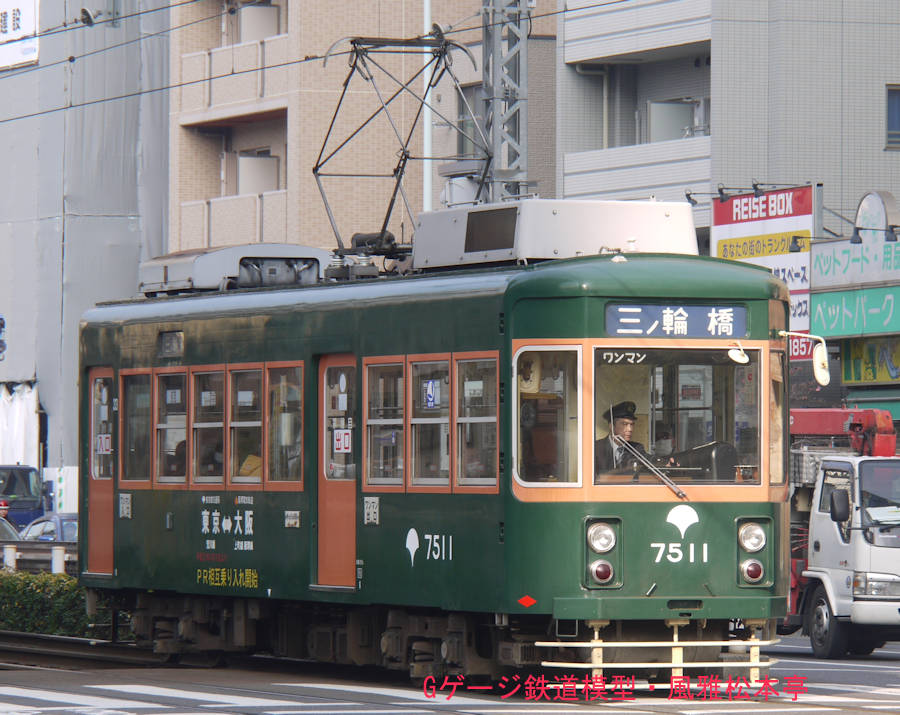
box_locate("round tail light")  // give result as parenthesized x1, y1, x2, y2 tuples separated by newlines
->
(741, 559, 764, 583)
(590, 559, 614, 584)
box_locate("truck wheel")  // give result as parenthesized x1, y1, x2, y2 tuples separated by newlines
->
(808, 585, 848, 658)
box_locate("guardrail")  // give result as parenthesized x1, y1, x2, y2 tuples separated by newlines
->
(0, 541, 78, 576)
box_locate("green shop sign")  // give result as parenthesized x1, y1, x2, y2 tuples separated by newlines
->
(811, 286, 900, 338)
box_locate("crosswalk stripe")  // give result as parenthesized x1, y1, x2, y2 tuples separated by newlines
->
(0, 686, 163, 710)
(276, 682, 496, 705)
(88, 683, 298, 707)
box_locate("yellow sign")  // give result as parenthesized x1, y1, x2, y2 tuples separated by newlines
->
(196, 567, 260, 588)
(842, 338, 900, 385)
(715, 231, 809, 260)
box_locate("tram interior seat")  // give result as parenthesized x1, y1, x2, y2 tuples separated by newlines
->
(523, 426, 557, 480)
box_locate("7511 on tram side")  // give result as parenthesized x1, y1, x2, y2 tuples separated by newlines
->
(79, 198, 795, 686)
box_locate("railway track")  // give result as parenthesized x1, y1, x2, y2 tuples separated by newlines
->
(0, 631, 299, 672)
(0, 631, 169, 669)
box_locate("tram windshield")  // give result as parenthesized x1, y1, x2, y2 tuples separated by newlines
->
(594, 348, 761, 485)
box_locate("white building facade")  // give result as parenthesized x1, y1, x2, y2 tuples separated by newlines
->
(556, 0, 900, 248)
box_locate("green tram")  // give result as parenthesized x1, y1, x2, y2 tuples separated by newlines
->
(79, 199, 790, 684)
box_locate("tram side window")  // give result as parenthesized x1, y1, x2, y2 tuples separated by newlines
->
(157, 373, 187, 482)
(193, 370, 224, 483)
(456, 358, 497, 487)
(366, 362, 404, 486)
(92, 376, 114, 479)
(769, 351, 786, 485)
(121, 373, 151, 481)
(267, 365, 302, 482)
(324, 365, 357, 479)
(231, 368, 263, 482)
(410, 360, 450, 486)
(517, 349, 579, 483)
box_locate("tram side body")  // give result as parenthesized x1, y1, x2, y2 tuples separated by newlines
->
(78, 254, 789, 678)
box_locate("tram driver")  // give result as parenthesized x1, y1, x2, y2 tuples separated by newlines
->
(594, 401, 649, 478)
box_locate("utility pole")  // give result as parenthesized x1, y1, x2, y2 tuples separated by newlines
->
(482, 0, 529, 202)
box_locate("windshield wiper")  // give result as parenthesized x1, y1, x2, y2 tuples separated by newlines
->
(871, 521, 900, 532)
(615, 436, 688, 501)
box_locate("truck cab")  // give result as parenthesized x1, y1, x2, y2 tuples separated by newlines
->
(787, 409, 900, 657)
(0, 465, 46, 529)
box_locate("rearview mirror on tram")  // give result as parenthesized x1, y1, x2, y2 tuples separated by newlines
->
(779, 330, 831, 387)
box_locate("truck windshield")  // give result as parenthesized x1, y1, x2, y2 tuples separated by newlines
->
(0, 467, 42, 504)
(594, 348, 760, 484)
(859, 461, 900, 527)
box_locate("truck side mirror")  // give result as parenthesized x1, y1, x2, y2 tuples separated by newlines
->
(830, 488, 850, 523)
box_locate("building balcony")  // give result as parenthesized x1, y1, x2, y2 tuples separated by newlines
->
(564, 0, 711, 64)
(563, 135, 711, 225)
(179, 34, 290, 123)
(180, 190, 287, 248)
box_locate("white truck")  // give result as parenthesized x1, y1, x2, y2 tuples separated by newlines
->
(783, 408, 900, 657)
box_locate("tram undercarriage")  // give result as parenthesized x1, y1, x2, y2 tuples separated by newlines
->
(90, 590, 774, 683)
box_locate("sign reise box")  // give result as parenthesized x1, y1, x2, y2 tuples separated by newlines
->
(712, 185, 816, 360)
(0, 1, 39, 70)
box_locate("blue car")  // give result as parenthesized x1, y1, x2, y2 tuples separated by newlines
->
(20, 513, 78, 543)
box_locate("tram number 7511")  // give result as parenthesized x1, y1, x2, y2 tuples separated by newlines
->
(424, 533, 453, 561)
(650, 542, 709, 563)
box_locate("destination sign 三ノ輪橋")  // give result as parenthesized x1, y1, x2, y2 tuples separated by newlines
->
(606, 304, 747, 338)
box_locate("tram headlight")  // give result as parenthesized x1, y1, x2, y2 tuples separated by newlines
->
(738, 522, 766, 553)
(740, 559, 764, 583)
(587, 522, 616, 553)
(589, 559, 614, 584)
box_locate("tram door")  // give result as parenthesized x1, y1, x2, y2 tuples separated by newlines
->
(316, 355, 357, 587)
(86, 368, 115, 574)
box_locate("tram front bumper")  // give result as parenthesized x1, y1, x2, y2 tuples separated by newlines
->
(552, 595, 786, 621)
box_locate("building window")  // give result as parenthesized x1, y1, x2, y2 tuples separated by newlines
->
(888, 87, 900, 148)
(457, 84, 483, 159)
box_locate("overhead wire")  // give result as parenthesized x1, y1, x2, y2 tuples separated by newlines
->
(0, 0, 637, 127)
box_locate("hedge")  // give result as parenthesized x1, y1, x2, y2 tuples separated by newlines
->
(0, 571, 108, 637)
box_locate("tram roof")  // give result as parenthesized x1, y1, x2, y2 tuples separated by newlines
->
(81, 253, 784, 327)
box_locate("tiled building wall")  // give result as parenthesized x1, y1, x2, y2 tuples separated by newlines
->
(171, 1, 557, 253)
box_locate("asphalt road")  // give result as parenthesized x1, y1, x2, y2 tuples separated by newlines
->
(0, 635, 896, 714)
